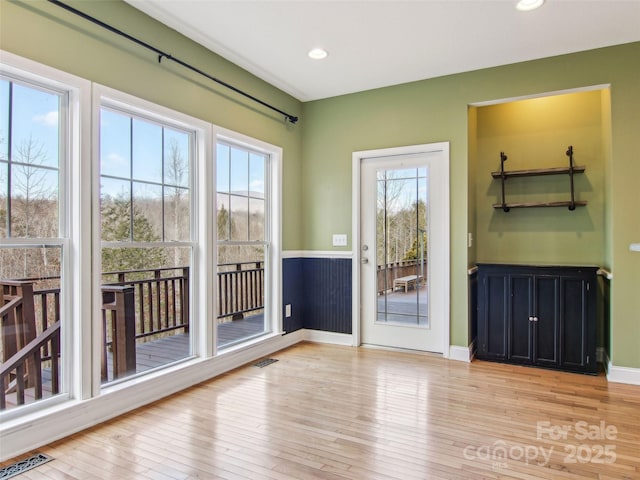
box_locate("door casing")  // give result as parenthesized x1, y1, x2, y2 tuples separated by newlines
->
(351, 142, 450, 356)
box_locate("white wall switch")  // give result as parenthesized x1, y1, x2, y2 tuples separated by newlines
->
(630, 243, 640, 252)
(332, 234, 348, 247)
(285, 304, 292, 317)
(468, 233, 473, 248)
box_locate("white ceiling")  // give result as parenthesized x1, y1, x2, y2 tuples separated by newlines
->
(126, 1, 640, 102)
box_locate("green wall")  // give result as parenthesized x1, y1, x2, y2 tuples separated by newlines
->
(0, 0, 303, 249)
(302, 43, 640, 367)
(473, 90, 606, 265)
(3, 1, 638, 369)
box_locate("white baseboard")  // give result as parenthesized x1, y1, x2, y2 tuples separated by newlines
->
(0, 330, 304, 462)
(449, 341, 475, 363)
(304, 329, 353, 346)
(607, 363, 640, 385)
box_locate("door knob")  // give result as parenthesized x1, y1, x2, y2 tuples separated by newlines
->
(361, 257, 369, 264)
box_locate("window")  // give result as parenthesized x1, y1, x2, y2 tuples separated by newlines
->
(216, 141, 271, 348)
(99, 104, 194, 384)
(0, 75, 67, 411)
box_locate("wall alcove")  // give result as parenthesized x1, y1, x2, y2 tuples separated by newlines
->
(467, 87, 612, 359)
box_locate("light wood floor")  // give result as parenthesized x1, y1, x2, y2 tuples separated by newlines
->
(4, 342, 640, 479)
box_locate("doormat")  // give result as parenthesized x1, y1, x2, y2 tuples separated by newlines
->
(0, 453, 53, 479)
(254, 358, 278, 368)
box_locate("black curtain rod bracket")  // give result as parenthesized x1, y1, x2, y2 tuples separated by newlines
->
(47, 0, 299, 125)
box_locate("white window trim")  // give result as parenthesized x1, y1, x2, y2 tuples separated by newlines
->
(0, 50, 92, 416)
(213, 126, 283, 355)
(92, 83, 212, 393)
(0, 52, 288, 462)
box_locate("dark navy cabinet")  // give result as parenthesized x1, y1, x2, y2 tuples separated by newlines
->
(476, 264, 597, 374)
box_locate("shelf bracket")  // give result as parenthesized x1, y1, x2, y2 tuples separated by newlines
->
(499, 152, 510, 212)
(566, 145, 576, 210)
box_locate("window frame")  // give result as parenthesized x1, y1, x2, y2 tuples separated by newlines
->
(0, 51, 283, 430)
(213, 129, 282, 355)
(92, 84, 211, 393)
(0, 51, 91, 419)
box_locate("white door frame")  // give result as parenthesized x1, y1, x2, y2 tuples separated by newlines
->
(351, 142, 450, 357)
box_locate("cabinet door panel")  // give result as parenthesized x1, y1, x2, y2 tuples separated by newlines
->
(480, 274, 508, 359)
(509, 275, 532, 363)
(560, 277, 588, 370)
(534, 276, 560, 366)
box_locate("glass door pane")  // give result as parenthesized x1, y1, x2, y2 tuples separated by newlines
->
(376, 168, 428, 327)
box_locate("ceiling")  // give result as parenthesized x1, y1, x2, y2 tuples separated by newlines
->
(125, 1, 640, 102)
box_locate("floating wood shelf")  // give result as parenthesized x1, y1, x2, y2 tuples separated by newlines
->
(492, 200, 588, 209)
(491, 165, 586, 179)
(493, 146, 586, 212)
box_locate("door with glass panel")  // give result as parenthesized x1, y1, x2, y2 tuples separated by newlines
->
(216, 142, 270, 348)
(360, 148, 448, 352)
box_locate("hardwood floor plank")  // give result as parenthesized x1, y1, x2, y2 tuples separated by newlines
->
(5, 342, 640, 479)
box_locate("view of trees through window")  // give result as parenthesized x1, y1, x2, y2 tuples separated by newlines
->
(99, 106, 193, 383)
(216, 142, 268, 347)
(1, 64, 277, 410)
(0, 76, 65, 409)
(377, 168, 428, 267)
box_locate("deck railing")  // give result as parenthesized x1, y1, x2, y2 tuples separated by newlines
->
(0, 261, 266, 407)
(217, 261, 264, 320)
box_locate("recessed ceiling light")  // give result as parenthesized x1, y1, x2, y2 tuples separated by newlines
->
(516, 0, 545, 11)
(308, 48, 328, 60)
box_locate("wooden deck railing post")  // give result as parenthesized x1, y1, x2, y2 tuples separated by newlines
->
(182, 267, 190, 333)
(1, 280, 38, 387)
(102, 285, 136, 381)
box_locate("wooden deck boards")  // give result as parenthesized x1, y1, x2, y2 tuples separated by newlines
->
(4, 342, 640, 479)
(3, 315, 266, 408)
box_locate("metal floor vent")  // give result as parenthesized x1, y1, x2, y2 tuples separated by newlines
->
(254, 358, 278, 368)
(0, 453, 53, 479)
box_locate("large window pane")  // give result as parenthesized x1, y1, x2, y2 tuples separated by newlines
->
(99, 106, 193, 385)
(0, 73, 69, 413)
(216, 142, 270, 349)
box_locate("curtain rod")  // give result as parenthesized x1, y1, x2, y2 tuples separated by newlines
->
(47, 0, 299, 124)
